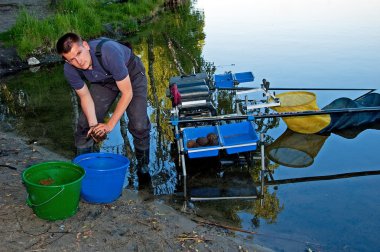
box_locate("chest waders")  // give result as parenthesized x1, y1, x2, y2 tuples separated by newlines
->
(74, 39, 151, 179)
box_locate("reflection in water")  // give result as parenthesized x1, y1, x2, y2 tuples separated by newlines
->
(0, 65, 76, 157)
(182, 156, 284, 228)
(267, 129, 329, 168)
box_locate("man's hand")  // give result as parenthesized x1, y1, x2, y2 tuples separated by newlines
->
(87, 123, 111, 142)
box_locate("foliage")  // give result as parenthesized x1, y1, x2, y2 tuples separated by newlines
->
(0, 0, 166, 59)
(131, 2, 206, 144)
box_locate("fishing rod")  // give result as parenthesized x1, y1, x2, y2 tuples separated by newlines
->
(212, 86, 376, 92)
(267, 87, 377, 101)
(267, 88, 376, 91)
(211, 86, 377, 101)
(259, 79, 377, 100)
(171, 106, 380, 124)
(265, 169, 380, 186)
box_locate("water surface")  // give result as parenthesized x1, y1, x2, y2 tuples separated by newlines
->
(195, 0, 380, 251)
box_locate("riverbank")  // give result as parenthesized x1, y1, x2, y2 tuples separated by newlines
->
(0, 0, 58, 76)
(0, 127, 271, 251)
(0, 0, 183, 77)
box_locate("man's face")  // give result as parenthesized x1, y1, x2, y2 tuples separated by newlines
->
(62, 41, 92, 70)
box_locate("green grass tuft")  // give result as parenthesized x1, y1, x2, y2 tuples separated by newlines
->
(1, 0, 165, 59)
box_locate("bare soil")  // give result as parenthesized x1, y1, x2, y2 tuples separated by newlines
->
(0, 128, 271, 252)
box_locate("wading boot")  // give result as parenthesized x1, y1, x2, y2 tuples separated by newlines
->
(135, 148, 151, 189)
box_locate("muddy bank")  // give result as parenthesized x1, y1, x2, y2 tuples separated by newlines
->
(0, 128, 270, 252)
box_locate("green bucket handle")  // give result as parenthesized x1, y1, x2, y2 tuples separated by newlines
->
(26, 186, 65, 207)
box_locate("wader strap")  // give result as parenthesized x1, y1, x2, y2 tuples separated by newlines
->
(95, 39, 136, 75)
(95, 39, 112, 75)
(77, 69, 87, 82)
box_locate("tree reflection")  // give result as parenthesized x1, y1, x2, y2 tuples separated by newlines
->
(188, 159, 284, 228)
(0, 66, 75, 157)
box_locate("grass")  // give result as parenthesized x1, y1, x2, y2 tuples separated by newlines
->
(0, 0, 166, 59)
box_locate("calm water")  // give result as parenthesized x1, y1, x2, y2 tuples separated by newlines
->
(1, 0, 380, 251)
(196, 0, 380, 251)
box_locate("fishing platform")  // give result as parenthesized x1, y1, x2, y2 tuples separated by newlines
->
(167, 70, 380, 202)
(168, 71, 278, 201)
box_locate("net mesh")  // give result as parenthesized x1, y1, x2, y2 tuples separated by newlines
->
(266, 129, 329, 168)
(271, 91, 331, 134)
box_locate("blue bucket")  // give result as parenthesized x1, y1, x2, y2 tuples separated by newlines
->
(72, 152, 130, 203)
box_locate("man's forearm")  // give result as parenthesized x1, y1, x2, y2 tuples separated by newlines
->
(80, 95, 98, 127)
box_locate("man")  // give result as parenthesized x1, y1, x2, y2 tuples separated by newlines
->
(56, 32, 151, 174)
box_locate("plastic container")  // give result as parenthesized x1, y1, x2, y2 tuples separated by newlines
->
(73, 153, 130, 203)
(219, 121, 259, 154)
(22, 162, 85, 221)
(214, 73, 234, 88)
(183, 125, 220, 158)
(214, 72, 254, 88)
(235, 72, 255, 83)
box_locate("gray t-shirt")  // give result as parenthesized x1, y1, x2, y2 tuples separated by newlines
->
(64, 38, 141, 90)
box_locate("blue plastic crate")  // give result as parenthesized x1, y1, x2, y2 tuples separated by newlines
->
(219, 121, 259, 154)
(214, 72, 254, 88)
(214, 73, 234, 88)
(183, 126, 220, 158)
(235, 72, 254, 83)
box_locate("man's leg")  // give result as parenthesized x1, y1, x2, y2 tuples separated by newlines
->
(74, 84, 119, 155)
(126, 74, 151, 172)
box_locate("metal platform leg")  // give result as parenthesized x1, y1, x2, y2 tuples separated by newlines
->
(260, 133, 265, 206)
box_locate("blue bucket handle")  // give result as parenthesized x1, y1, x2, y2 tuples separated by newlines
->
(76, 156, 115, 161)
(26, 186, 65, 207)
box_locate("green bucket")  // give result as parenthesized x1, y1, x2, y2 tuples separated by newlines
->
(22, 161, 85, 221)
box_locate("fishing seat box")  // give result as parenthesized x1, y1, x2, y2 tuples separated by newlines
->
(169, 73, 211, 102)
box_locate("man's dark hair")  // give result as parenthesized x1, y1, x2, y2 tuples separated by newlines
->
(56, 32, 83, 54)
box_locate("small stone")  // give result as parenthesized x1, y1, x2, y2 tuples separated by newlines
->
(27, 57, 40, 66)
